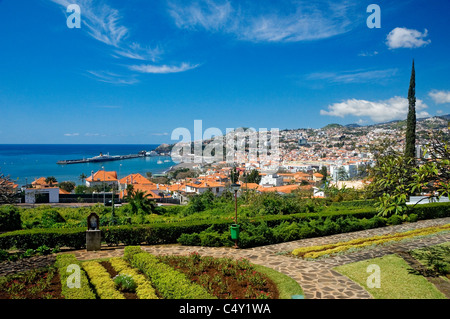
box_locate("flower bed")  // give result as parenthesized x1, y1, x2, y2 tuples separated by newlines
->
(124, 246, 215, 299)
(291, 224, 450, 259)
(1, 250, 289, 299)
(0, 266, 63, 299)
(157, 252, 279, 299)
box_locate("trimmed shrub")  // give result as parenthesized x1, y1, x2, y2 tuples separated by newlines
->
(0, 205, 22, 231)
(1, 202, 448, 250)
(387, 214, 403, 225)
(0, 227, 85, 250)
(41, 209, 66, 227)
(54, 254, 96, 299)
(109, 257, 158, 299)
(82, 261, 125, 299)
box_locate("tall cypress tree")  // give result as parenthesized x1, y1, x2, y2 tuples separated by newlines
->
(405, 60, 416, 161)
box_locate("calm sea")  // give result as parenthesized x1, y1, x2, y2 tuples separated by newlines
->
(0, 144, 176, 187)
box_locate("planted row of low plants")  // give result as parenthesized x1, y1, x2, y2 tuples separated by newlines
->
(0, 245, 58, 262)
(124, 246, 215, 299)
(0, 265, 62, 299)
(1, 202, 448, 251)
(54, 254, 96, 299)
(157, 252, 278, 299)
(291, 224, 450, 259)
(1, 250, 285, 299)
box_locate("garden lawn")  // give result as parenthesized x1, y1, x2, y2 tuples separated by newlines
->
(252, 264, 303, 299)
(334, 254, 446, 299)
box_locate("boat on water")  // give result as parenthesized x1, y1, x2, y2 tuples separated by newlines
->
(57, 152, 146, 165)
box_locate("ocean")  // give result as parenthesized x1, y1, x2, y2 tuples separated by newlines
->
(0, 144, 176, 187)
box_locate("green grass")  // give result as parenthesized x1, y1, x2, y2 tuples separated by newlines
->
(253, 264, 304, 299)
(334, 254, 446, 299)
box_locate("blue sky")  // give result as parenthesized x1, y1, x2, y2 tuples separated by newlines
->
(0, 0, 449, 144)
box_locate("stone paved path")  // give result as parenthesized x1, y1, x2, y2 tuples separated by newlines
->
(2, 217, 449, 299)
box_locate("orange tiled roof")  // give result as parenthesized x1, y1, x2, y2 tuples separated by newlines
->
(186, 180, 225, 189)
(119, 173, 153, 185)
(86, 170, 117, 182)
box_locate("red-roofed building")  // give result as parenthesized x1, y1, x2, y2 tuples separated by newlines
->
(85, 170, 118, 187)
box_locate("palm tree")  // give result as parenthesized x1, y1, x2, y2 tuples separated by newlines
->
(126, 187, 156, 218)
(79, 173, 87, 185)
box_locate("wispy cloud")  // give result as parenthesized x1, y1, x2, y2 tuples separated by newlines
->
(49, 0, 197, 83)
(50, 0, 128, 47)
(86, 70, 139, 85)
(386, 27, 431, 49)
(429, 90, 450, 104)
(167, 0, 357, 43)
(320, 96, 430, 122)
(307, 68, 398, 84)
(64, 133, 80, 137)
(358, 51, 378, 57)
(129, 63, 199, 74)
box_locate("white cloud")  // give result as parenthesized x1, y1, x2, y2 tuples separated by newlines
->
(168, 0, 233, 31)
(64, 133, 80, 137)
(320, 96, 430, 123)
(50, 0, 194, 82)
(429, 90, 450, 104)
(86, 70, 139, 85)
(307, 68, 397, 84)
(50, 0, 128, 47)
(358, 51, 378, 57)
(168, 0, 355, 43)
(129, 63, 199, 74)
(150, 132, 169, 136)
(386, 27, 431, 49)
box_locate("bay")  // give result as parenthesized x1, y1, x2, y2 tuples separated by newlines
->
(0, 144, 176, 187)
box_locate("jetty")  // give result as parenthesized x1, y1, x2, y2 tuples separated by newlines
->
(56, 151, 148, 165)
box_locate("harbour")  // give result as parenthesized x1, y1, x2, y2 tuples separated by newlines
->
(56, 151, 149, 165)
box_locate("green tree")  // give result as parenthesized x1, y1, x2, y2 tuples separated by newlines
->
(367, 135, 450, 217)
(126, 187, 156, 222)
(45, 176, 57, 187)
(405, 60, 416, 161)
(337, 167, 349, 181)
(230, 166, 239, 184)
(246, 169, 261, 184)
(319, 166, 328, 181)
(59, 181, 76, 193)
(0, 172, 17, 205)
(79, 173, 87, 185)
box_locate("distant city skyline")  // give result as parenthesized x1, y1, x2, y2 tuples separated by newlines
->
(0, 0, 449, 144)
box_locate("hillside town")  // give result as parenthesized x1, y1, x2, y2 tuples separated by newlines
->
(14, 115, 448, 205)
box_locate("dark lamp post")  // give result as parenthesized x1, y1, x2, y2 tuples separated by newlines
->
(230, 183, 241, 248)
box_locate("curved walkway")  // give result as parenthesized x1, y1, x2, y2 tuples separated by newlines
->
(2, 217, 449, 299)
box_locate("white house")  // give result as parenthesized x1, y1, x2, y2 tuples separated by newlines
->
(25, 187, 59, 204)
(185, 180, 226, 196)
(260, 171, 283, 187)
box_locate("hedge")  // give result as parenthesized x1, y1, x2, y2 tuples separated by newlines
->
(1, 202, 449, 250)
(0, 205, 22, 232)
(54, 254, 96, 299)
(124, 246, 215, 299)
